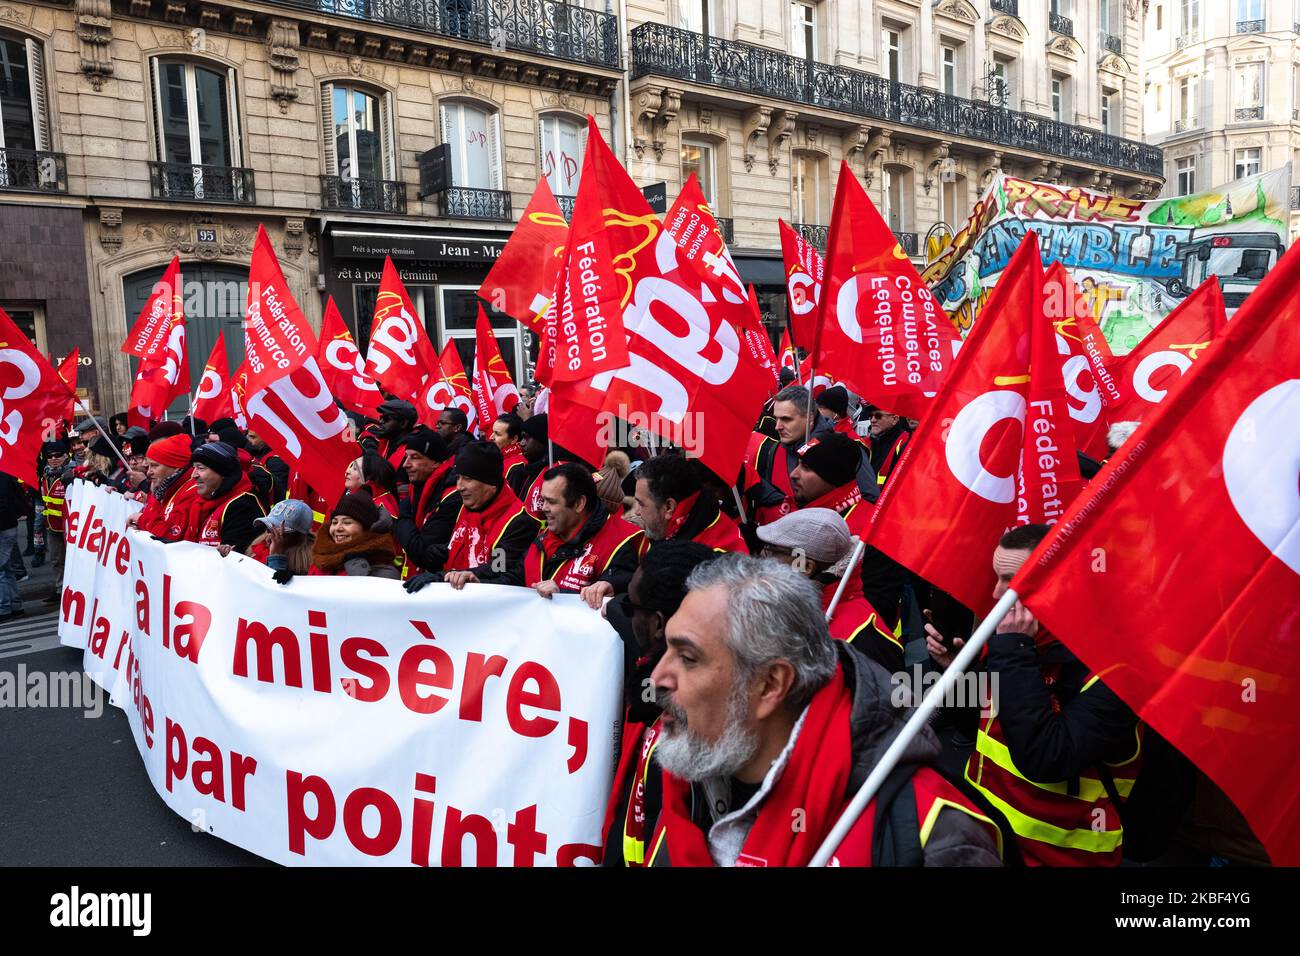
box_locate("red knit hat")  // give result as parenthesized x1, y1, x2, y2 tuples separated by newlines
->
(147, 433, 192, 468)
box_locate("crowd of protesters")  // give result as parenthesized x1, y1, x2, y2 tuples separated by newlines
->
(21, 369, 1267, 869)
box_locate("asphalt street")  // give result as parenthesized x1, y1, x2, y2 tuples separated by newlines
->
(0, 522, 267, 866)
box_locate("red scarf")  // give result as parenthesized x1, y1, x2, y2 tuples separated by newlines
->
(414, 459, 454, 527)
(191, 473, 255, 546)
(445, 483, 526, 569)
(804, 481, 862, 515)
(664, 491, 701, 540)
(654, 663, 855, 867)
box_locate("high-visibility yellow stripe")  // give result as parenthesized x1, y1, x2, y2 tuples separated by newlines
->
(622, 727, 662, 866)
(918, 796, 1004, 860)
(645, 827, 667, 866)
(965, 773, 1124, 853)
(42, 495, 63, 504)
(975, 730, 1134, 802)
(312, 511, 326, 524)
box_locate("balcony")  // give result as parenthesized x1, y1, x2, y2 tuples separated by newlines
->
(1235, 107, 1264, 122)
(630, 23, 1163, 178)
(149, 162, 255, 204)
(1176, 32, 1199, 49)
(320, 174, 407, 214)
(990, 0, 1018, 14)
(716, 217, 734, 245)
(555, 193, 576, 220)
(1174, 117, 1198, 134)
(438, 186, 512, 221)
(0, 148, 67, 194)
(1049, 12, 1073, 37)
(1100, 32, 1122, 55)
(277, 0, 620, 69)
(793, 222, 917, 256)
(1236, 19, 1265, 34)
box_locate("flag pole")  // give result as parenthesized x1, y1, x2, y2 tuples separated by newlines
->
(71, 397, 132, 473)
(730, 485, 749, 525)
(823, 538, 866, 622)
(808, 587, 1021, 866)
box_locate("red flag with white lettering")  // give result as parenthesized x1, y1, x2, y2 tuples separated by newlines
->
(471, 306, 521, 428)
(778, 219, 823, 350)
(55, 349, 78, 427)
(0, 306, 75, 485)
(363, 256, 439, 403)
(479, 178, 568, 333)
(125, 256, 190, 427)
(243, 225, 312, 398)
(229, 363, 249, 430)
(1012, 242, 1300, 865)
(317, 296, 383, 417)
(868, 234, 1052, 613)
(417, 340, 478, 436)
(191, 332, 234, 426)
(1106, 277, 1225, 424)
(812, 163, 959, 423)
(547, 117, 634, 382)
(123, 256, 183, 360)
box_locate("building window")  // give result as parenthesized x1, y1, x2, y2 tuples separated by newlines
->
(1101, 91, 1113, 133)
(884, 164, 913, 234)
(1180, 0, 1199, 37)
(791, 2, 816, 59)
(151, 59, 240, 169)
(1051, 74, 1069, 122)
(1235, 62, 1264, 119)
(439, 100, 502, 191)
(681, 0, 714, 35)
(1155, 83, 1163, 113)
(0, 34, 50, 154)
(941, 172, 967, 228)
(882, 26, 902, 84)
(942, 45, 956, 95)
(681, 137, 718, 209)
(1156, 3, 1163, 30)
(1177, 75, 1198, 124)
(1100, 0, 1113, 34)
(1238, 0, 1263, 22)
(992, 55, 1016, 108)
(1176, 156, 1195, 195)
(1235, 147, 1262, 178)
(792, 152, 827, 224)
(539, 114, 584, 199)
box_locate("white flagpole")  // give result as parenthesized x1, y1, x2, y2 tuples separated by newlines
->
(823, 538, 866, 623)
(72, 397, 132, 472)
(808, 587, 1020, 867)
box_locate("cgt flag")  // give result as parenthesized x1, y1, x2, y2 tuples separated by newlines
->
(55, 348, 79, 428)
(125, 256, 190, 427)
(1012, 241, 1300, 866)
(479, 178, 569, 333)
(0, 306, 76, 485)
(418, 340, 478, 435)
(812, 163, 959, 423)
(471, 306, 521, 429)
(243, 225, 312, 397)
(868, 233, 1079, 614)
(317, 296, 383, 417)
(1107, 276, 1226, 424)
(364, 256, 440, 403)
(778, 219, 823, 350)
(191, 333, 234, 426)
(123, 255, 183, 360)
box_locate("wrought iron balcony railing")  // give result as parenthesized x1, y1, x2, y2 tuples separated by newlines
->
(1291, 186, 1299, 210)
(990, 0, 1018, 15)
(320, 174, 407, 214)
(279, 0, 621, 69)
(630, 23, 1163, 177)
(1174, 117, 1198, 133)
(149, 161, 255, 203)
(1101, 32, 1122, 55)
(1176, 32, 1199, 48)
(555, 193, 576, 220)
(1235, 106, 1264, 122)
(1049, 12, 1073, 37)
(438, 186, 513, 221)
(716, 217, 734, 245)
(1236, 19, 1265, 34)
(0, 147, 67, 194)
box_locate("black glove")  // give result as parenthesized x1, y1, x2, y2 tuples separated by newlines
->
(272, 568, 294, 586)
(404, 571, 440, 593)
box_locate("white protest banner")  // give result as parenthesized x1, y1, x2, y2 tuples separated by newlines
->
(58, 481, 624, 866)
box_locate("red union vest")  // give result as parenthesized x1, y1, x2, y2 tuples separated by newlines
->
(444, 484, 528, 570)
(523, 512, 643, 591)
(40, 473, 67, 534)
(195, 476, 262, 547)
(964, 672, 1142, 867)
(621, 718, 662, 866)
(755, 436, 797, 525)
(821, 575, 900, 658)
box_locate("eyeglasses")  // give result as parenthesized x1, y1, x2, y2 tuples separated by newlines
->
(869, 411, 888, 421)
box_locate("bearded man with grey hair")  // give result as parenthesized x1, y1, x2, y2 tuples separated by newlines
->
(646, 554, 1003, 867)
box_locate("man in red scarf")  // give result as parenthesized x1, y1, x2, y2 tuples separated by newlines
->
(393, 426, 458, 579)
(502, 462, 642, 597)
(645, 554, 1003, 867)
(187, 441, 266, 554)
(403, 440, 540, 592)
(632, 454, 745, 558)
(490, 412, 528, 490)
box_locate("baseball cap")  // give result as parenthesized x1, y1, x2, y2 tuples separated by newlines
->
(254, 499, 314, 535)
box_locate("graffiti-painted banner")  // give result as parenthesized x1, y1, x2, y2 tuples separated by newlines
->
(923, 167, 1291, 353)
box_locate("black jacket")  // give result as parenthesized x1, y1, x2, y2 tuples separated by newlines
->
(218, 492, 267, 554)
(498, 501, 640, 591)
(393, 468, 461, 574)
(0, 472, 21, 531)
(869, 419, 912, 475)
(759, 414, 880, 503)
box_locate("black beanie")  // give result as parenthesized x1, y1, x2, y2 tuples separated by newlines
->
(216, 426, 246, 449)
(778, 368, 797, 387)
(455, 440, 504, 486)
(192, 440, 241, 478)
(816, 385, 849, 419)
(404, 426, 448, 462)
(42, 439, 69, 456)
(331, 489, 382, 530)
(208, 417, 238, 434)
(796, 433, 860, 488)
(521, 413, 548, 443)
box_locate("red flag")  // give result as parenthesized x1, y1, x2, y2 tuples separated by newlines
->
(547, 117, 634, 382)
(479, 178, 568, 332)
(471, 306, 521, 427)
(123, 256, 182, 360)
(1011, 244, 1300, 866)
(664, 174, 748, 306)
(191, 333, 234, 425)
(55, 349, 78, 426)
(549, 374, 609, 469)
(779, 327, 798, 373)
(317, 296, 383, 417)
(744, 284, 780, 390)
(0, 306, 75, 485)
(1107, 277, 1225, 424)
(778, 219, 823, 349)
(418, 340, 478, 435)
(363, 256, 439, 403)
(229, 363, 249, 429)
(243, 225, 312, 398)
(868, 234, 1058, 613)
(812, 163, 959, 422)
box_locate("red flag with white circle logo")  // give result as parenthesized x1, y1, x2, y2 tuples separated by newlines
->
(363, 255, 439, 404)
(0, 306, 75, 485)
(191, 332, 234, 426)
(317, 296, 383, 417)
